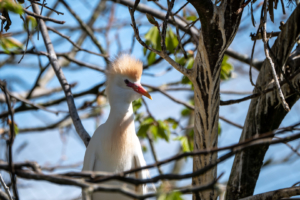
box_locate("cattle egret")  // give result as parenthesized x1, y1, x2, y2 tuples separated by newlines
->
(82, 55, 153, 199)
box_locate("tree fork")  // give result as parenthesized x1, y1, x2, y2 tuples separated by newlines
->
(226, 4, 300, 200)
(187, 0, 244, 199)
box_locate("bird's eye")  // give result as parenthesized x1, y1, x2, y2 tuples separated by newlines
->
(124, 79, 129, 85)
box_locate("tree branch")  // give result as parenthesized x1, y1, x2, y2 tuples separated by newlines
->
(226, 4, 300, 199)
(31, 3, 91, 147)
(239, 186, 300, 200)
(0, 173, 12, 200)
(23, 8, 65, 24)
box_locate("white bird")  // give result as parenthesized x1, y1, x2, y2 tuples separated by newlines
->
(82, 55, 153, 200)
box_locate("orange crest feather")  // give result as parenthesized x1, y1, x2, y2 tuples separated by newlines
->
(107, 55, 143, 81)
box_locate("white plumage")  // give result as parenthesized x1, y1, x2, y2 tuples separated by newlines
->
(82, 55, 152, 200)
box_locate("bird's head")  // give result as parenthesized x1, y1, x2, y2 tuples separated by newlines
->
(106, 55, 152, 104)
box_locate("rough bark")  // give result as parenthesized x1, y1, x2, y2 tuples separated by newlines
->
(226, 4, 300, 200)
(239, 186, 300, 200)
(186, 0, 244, 199)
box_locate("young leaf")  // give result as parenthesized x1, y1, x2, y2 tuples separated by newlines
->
(0, 37, 23, 52)
(146, 13, 159, 27)
(138, 117, 154, 138)
(220, 55, 233, 80)
(186, 57, 194, 69)
(186, 15, 197, 21)
(147, 51, 156, 65)
(132, 98, 142, 112)
(158, 191, 184, 200)
(157, 120, 170, 142)
(0, 0, 23, 15)
(144, 26, 161, 50)
(181, 108, 191, 117)
(165, 117, 178, 129)
(137, 124, 151, 138)
(174, 136, 191, 152)
(25, 16, 37, 30)
(218, 122, 222, 135)
(165, 28, 178, 53)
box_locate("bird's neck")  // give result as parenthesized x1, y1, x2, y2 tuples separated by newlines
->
(106, 100, 135, 131)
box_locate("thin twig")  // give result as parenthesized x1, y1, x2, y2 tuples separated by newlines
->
(128, 4, 192, 77)
(6, 89, 67, 115)
(59, 0, 109, 64)
(262, 1, 290, 111)
(274, 137, 300, 157)
(47, 26, 108, 57)
(142, 98, 164, 175)
(174, 2, 189, 15)
(0, 173, 12, 200)
(23, 8, 65, 24)
(219, 116, 243, 129)
(161, 0, 174, 52)
(0, 81, 19, 200)
(169, 3, 187, 58)
(18, 15, 30, 63)
(28, 0, 64, 15)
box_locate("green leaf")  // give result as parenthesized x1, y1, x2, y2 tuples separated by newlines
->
(25, 16, 37, 31)
(181, 108, 191, 117)
(144, 26, 161, 50)
(186, 58, 194, 69)
(137, 117, 154, 138)
(132, 98, 142, 112)
(174, 136, 190, 152)
(150, 125, 158, 140)
(157, 120, 170, 142)
(143, 117, 154, 125)
(0, 37, 23, 52)
(137, 124, 151, 138)
(158, 191, 184, 200)
(181, 76, 191, 84)
(218, 122, 222, 135)
(165, 28, 178, 53)
(165, 117, 178, 129)
(186, 15, 197, 21)
(14, 123, 19, 136)
(142, 144, 148, 152)
(146, 13, 159, 27)
(147, 51, 156, 65)
(175, 56, 186, 66)
(0, 0, 24, 15)
(150, 120, 170, 142)
(220, 55, 233, 80)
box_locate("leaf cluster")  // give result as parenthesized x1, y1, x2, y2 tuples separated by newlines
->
(0, 0, 24, 31)
(144, 26, 178, 65)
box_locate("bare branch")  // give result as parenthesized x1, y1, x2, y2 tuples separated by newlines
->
(0, 173, 12, 200)
(239, 186, 300, 200)
(262, 2, 290, 111)
(225, 49, 263, 71)
(31, 4, 91, 147)
(58, 0, 109, 64)
(219, 116, 243, 129)
(0, 81, 19, 200)
(6, 89, 67, 115)
(47, 26, 108, 58)
(23, 8, 65, 24)
(27, 0, 64, 15)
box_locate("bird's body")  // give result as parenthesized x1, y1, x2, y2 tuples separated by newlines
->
(82, 55, 152, 200)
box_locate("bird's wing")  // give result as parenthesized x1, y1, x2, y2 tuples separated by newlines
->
(132, 145, 156, 194)
(82, 144, 96, 171)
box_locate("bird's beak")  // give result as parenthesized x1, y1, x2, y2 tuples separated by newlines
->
(135, 84, 152, 100)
